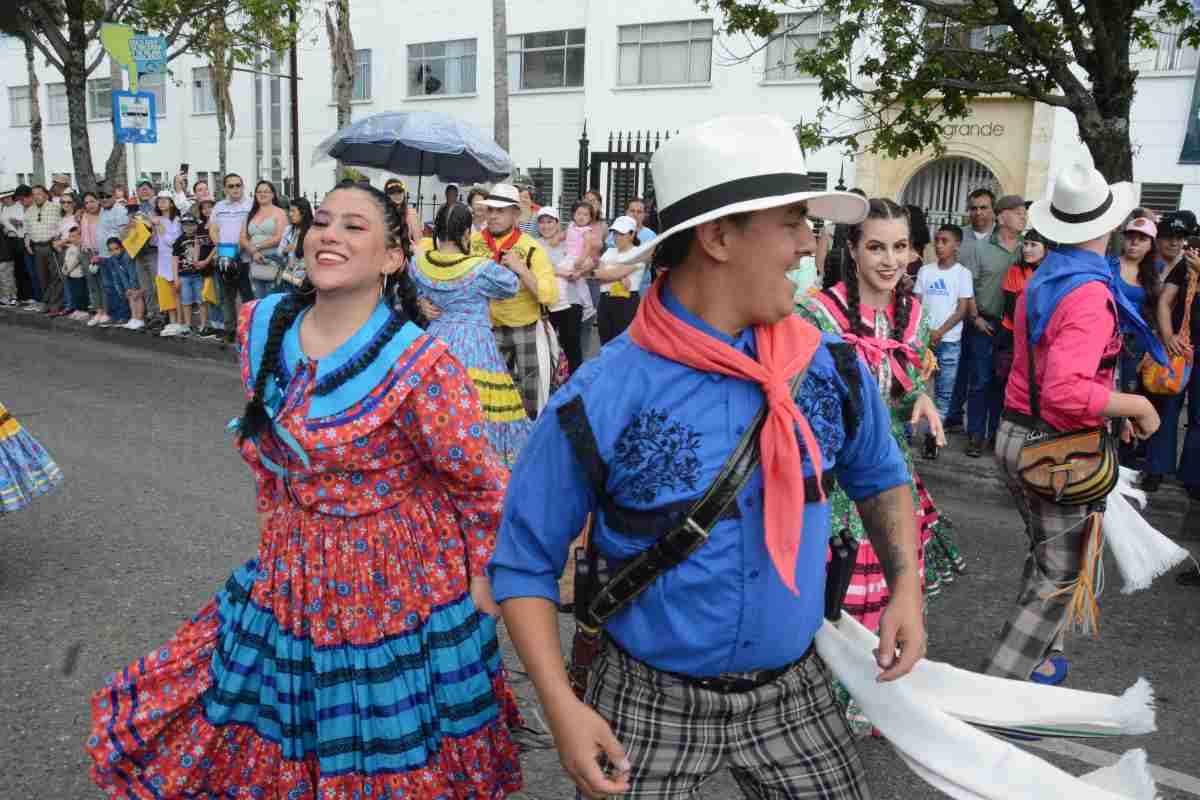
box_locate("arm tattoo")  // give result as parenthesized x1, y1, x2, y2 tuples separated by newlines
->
(856, 485, 918, 588)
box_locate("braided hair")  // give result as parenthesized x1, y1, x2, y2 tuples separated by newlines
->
(837, 197, 913, 397)
(237, 181, 418, 443)
(435, 203, 475, 253)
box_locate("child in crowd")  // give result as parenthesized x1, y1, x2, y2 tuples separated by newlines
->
(101, 237, 135, 328)
(151, 192, 183, 336)
(194, 199, 223, 337)
(914, 223, 974, 459)
(172, 214, 212, 336)
(60, 225, 90, 320)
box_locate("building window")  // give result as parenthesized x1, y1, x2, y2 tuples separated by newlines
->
(140, 171, 164, 188)
(193, 67, 216, 114)
(333, 48, 372, 101)
(353, 49, 371, 101)
(141, 73, 167, 116)
(1150, 23, 1200, 71)
(764, 12, 834, 81)
(618, 19, 713, 86)
(924, 17, 1005, 51)
(409, 39, 477, 96)
(17, 172, 30, 185)
(88, 78, 113, 121)
(526, 167, 554, 206)
(9, 85, 31, 126)
(560, 167, 581, 214)
(507, 29, 585, 90)
(48, 83, 68, 124)
(1141, 182, 1183, 214)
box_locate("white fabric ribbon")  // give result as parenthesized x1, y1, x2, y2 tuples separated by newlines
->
(814, 613, 1159, 799)
(1104, 467, 1190, 594)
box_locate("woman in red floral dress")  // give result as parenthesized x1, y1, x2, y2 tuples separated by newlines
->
(87, 182, 523, 799)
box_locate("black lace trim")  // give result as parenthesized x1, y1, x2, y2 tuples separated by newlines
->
(313, 311, 411, 397)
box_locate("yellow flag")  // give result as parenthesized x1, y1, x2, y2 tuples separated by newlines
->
(122, 219, 152, 258)
(100, 24, 136, 92)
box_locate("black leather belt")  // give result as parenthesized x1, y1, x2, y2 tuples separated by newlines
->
(613, 637, 814, 694)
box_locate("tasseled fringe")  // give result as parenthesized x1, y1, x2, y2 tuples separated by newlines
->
(1081, 749, 1160, 800)
(1044, 512, 1104, 636)
(1105, 467, 1190, 594)
(1112, 678, 1157, 736)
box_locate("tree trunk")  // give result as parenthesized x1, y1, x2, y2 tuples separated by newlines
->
(492, 0, 509, 152)
(64, 16, 99, 194)
(1075, 72, 1136, 183)
(24, 36, 45, 187)
(103, 55, 128, 189)
(328, 0, 354, 180)
(215, 78, 229, 183)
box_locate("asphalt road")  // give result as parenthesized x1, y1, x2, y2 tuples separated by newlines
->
(1, 313, 1198, 799)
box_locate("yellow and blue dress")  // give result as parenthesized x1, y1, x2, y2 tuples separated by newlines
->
(0, 401, 62, 513)
(412, 251, 533, 466)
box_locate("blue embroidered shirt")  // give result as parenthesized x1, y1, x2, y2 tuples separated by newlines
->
(490, 285, 910, 676)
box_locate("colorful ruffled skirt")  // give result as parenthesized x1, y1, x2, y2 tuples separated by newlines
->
(0, 401, 63, 513)
(88, 500, 523, 799)
(426, 319, 533, 467)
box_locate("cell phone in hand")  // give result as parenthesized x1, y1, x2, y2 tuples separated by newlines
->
(180, 163, 189, 175)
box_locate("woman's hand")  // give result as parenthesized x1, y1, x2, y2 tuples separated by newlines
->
(973, 316, 995, 336)
(1165, 332, 1193, 359)
(418, 297, 442, 320)
(910, 393, 946, 448)
(469, 575, 501, 617)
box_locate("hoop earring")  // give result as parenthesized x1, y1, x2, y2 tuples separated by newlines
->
(296, 280, 316, 296)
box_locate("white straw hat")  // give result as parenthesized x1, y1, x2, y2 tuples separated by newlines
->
(1027, 155, 1136, 245)
(483, 183, 520, 208)
(617, 115, 868, 264)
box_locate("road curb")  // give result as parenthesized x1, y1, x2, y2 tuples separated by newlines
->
(0, 308, 238, 366)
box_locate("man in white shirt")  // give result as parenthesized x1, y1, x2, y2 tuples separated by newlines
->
(208, 173, 254, 343)
(913, 222, 973, 459)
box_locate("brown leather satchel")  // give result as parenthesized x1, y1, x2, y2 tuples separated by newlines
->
(1015, 326, 1117, 505)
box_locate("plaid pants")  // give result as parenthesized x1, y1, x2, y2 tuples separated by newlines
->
(586, 642, 870, 799)
(494, 321, 540, 419)
(984, 418, 1094, 679)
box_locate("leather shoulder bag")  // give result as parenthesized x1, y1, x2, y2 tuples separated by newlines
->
(1015, 316, 1118, 506)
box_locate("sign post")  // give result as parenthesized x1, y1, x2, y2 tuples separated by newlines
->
(113, 91, 157, 144)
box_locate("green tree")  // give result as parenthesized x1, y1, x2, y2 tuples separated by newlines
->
(709, 0, 1200, 181)
(8, 0, 300, 194)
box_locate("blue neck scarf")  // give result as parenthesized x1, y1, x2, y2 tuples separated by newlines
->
(1025, 246, 1167, 365)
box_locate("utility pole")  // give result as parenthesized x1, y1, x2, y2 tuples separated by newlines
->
(289, 5, 301, 198)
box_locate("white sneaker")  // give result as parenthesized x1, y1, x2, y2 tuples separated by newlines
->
(71, 310, 89, 321)
(87, 314, 101, 326)
(160, 323, 182, 337)
(124, 318, 145, 330)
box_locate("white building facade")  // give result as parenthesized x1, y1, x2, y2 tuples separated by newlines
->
(3, 0, 1200, 223)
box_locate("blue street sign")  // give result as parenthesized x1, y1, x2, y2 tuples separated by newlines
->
(129, 35, 167, 76)
(112, 91, 157, 144)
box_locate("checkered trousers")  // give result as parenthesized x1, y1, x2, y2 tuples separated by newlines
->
(494, 320, 540, 419)
(585, 641, 871, 799)
(984, 419, 1097, 679)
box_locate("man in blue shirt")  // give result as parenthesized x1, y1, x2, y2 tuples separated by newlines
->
(491, 115, 925, 799)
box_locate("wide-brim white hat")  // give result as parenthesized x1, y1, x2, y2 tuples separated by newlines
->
(617, 114, 868, 264)
(483, 183, 520, 208)
(1027, 157, 1136, 245)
